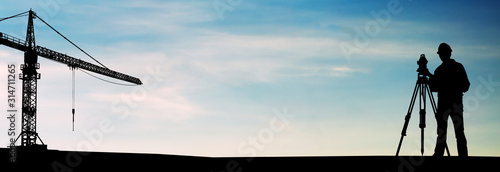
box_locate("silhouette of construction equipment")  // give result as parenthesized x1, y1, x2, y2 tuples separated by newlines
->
(0, 10, 142, 148)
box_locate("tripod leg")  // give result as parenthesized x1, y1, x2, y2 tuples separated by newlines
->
(396, 81, 420, 156)
(419, 83, 426, 156)
(421, 128, 424, 156)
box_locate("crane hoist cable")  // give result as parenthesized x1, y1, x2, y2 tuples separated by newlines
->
(80, 69, 139, 86)
(72, 67, 76, 131)
(34, 12, 142, 130)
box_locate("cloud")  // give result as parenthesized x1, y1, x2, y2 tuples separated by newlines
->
(332, 66, 352, 72)
(86, 76, 207, 123)
(166, 33, 346, 84)
(279, 65, 370, 78)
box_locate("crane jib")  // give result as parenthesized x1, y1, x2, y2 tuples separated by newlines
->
(0, 32, 142, 85)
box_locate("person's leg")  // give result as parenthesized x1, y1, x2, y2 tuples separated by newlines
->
(433, 100, 450, 156)
(451, 103, 468, 157)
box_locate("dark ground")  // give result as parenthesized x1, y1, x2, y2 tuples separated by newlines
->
(1, 147, 498, 171)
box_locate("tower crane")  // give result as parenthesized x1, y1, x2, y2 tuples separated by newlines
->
(0, 10, 142, 148)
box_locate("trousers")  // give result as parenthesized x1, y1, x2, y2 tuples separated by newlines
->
(434, 95, 468, 156)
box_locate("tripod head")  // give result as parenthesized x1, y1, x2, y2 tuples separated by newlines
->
(417, 54, 428, 76)
(416, 54, 431, 85)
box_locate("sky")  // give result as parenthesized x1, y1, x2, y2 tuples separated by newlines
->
(0, 0, 499, 157)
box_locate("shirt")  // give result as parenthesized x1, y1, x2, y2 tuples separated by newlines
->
(429, 59, 470, 98)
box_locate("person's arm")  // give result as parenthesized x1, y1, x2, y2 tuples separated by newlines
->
(458, 63, 470, 92)
(427, 68, 439, 92)
(418, 66, 438, 92)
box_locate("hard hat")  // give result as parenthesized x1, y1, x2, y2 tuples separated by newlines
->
(437, 43, 452, 54)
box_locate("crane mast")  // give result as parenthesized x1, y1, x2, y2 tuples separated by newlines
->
(20, 10, 41, 146)
(0, 10, 142, 148)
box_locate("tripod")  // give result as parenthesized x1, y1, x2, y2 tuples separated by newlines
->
(396, 73, 450, 156)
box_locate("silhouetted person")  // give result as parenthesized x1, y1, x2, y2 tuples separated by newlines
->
(422, 43, 470, 157)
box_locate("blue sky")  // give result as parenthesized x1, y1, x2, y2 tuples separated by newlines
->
(1, 0, 499, 157)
